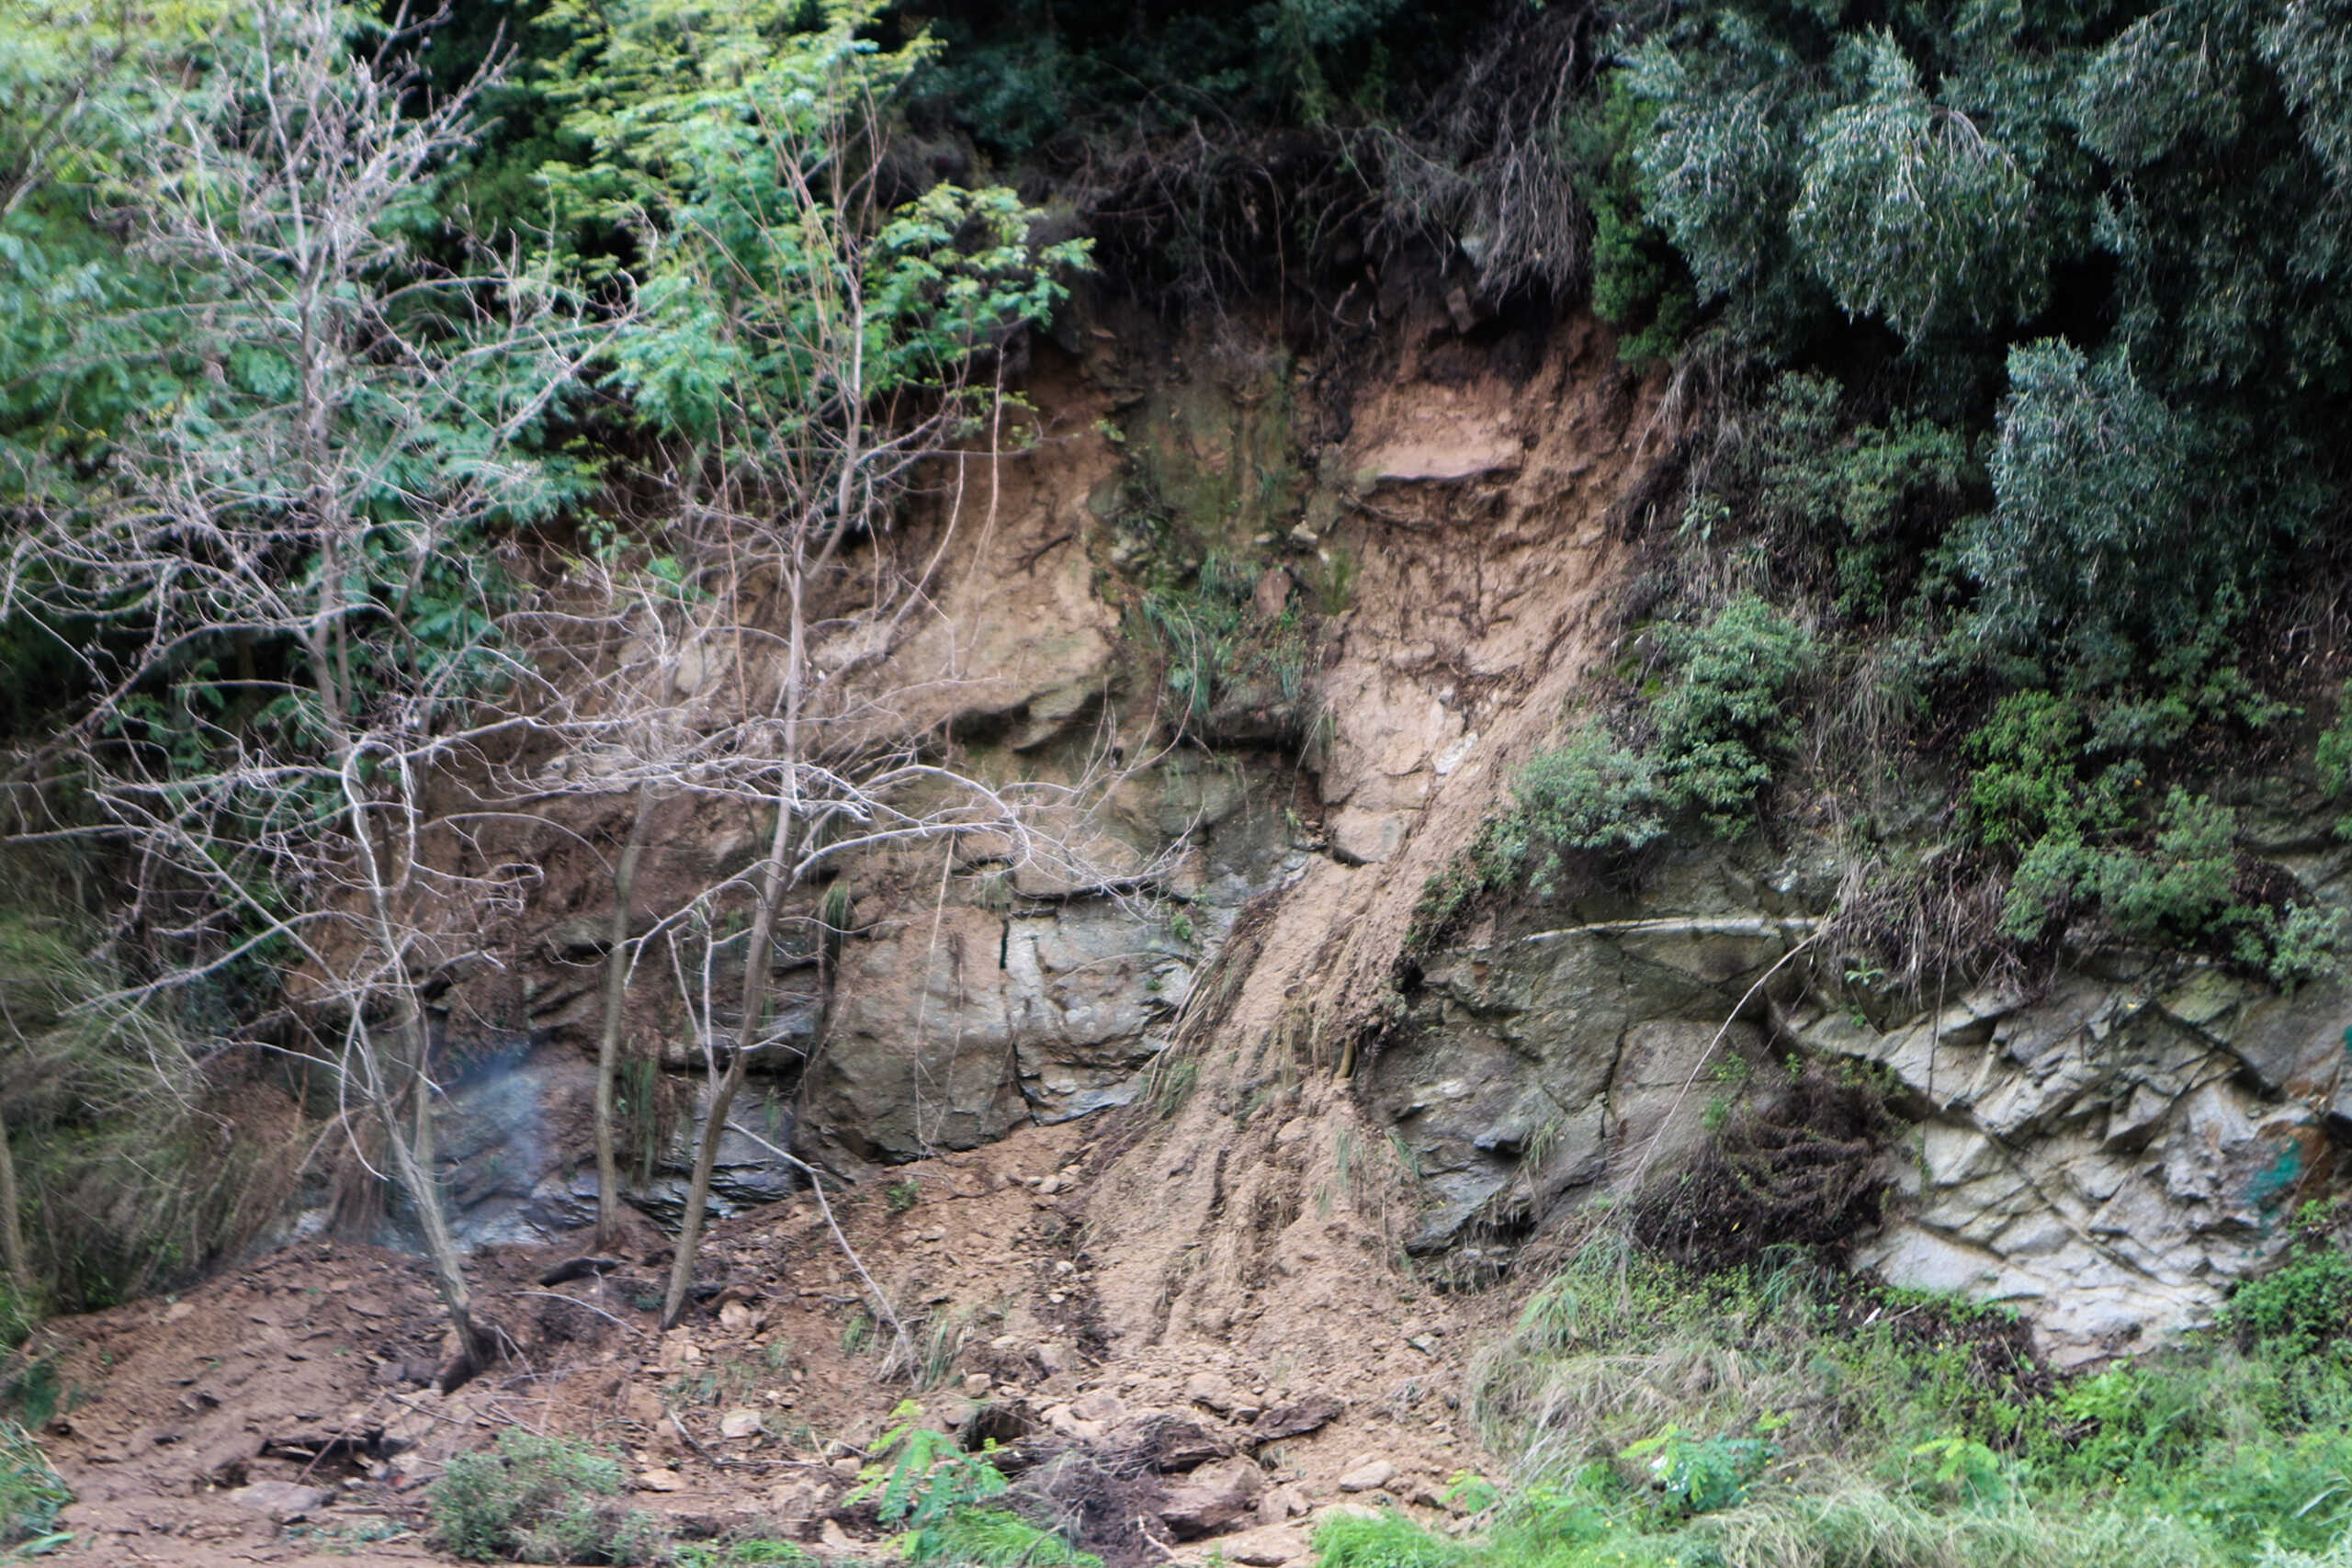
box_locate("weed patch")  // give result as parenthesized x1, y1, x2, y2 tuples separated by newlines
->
(429, 1432, 666, 1564)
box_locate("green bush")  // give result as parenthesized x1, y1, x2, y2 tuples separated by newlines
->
(1964, 694, 2345, 986)
(1748, 373, 1976, 620)
(1515, 729, 1667, 863)
(429, 1432, 664, 1564)
(1650, 595, 1815, 831)
(1620, 1427, 1774, 1517)
(1965, 342, 2294, 685)
(2222, 1237, 2352, 1359)
(1577, 77, 1697, 367)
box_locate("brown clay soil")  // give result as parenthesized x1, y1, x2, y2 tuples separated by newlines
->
(18, 1117, 1510, 1567)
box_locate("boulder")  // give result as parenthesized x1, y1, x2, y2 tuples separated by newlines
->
(1159, 1458, 1269, 1538)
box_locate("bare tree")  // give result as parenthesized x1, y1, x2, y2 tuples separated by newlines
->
(2, 0, 609, 1371)
(504, 2, 1148, 1328)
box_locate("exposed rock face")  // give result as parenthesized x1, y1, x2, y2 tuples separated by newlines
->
(797, 757, 1306, 1168)
(391, 293, 2352, 1374)
(1799, 964, 2345, 1364)
(1380, 834, 2352, 1364)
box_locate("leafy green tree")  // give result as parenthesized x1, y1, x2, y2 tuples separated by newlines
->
(1962, 341, 2297, 684)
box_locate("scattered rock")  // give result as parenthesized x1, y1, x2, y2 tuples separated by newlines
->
(1159, 1457, 1269, 1538)
(720, 1408, 763, 1440)
(1070, 1389, 1125, 1424)
(639, 1468, 685, 1493)
(1044, 1404, 1105, 1441)
(1184, 1372, 1242, 1413)
(1250, 1395, 1343, 1443)
(1125, 1412, 1232, 1472)
(1338, 1461, 1396, 1494)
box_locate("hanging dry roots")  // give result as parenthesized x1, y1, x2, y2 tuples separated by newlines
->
(1628, 1066, 1896, 1271)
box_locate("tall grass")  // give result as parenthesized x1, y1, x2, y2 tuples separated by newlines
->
(1352, 1235, 2352, 1568)
(0, 899, 298, 1314)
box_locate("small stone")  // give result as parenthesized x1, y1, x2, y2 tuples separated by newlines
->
(719, 1302, 757, 1334)
(821, 1521, 856, 1551)
(962, 1372, 992, 1397)
(226, 1482, 330, 1518)
(639, 1468, 685, 1493)
(1037, 1175, 1065, 1196)
(719, 1408, 763, 1440)
(1338, 1461, 1396, 1494)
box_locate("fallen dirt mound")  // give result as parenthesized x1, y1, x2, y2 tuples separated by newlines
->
(22, 1119, 1495, 1566)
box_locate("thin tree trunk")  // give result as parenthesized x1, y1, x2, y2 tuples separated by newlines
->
(660, 807, 788, 1328)
(662, 558, 816, 1328)
(373, 1015, 492, 1376)
(312, 637, 492, 1371)
(0, 1107, 30, 1301)
(595, 786, 656, 1250)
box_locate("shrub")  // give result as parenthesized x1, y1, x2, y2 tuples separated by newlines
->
(1965, 342, 2297, 685)
(1516, 728, 1667, 863)
(2222, 1238, 2352, 1359)
(852, 1404, 1098, 1568)
(1577, 77, 1697, 366)
(1622, 1426, 1775, 1517)
(429, 1431, 664, 1564)
(1650, 595, 1815, 833)
(1748, 373, 1976, 620)
(1965, 695, 2345, 986)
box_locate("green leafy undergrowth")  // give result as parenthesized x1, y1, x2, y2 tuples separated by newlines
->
(429, 1432, 666, 1564)
(1963, 690, 2345, 987)
(1747, 372, 1978, 622)
(850, 1404, 1098, 1568)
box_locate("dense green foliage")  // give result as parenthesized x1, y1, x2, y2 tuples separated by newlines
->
(0, 1417, 69, 1552)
